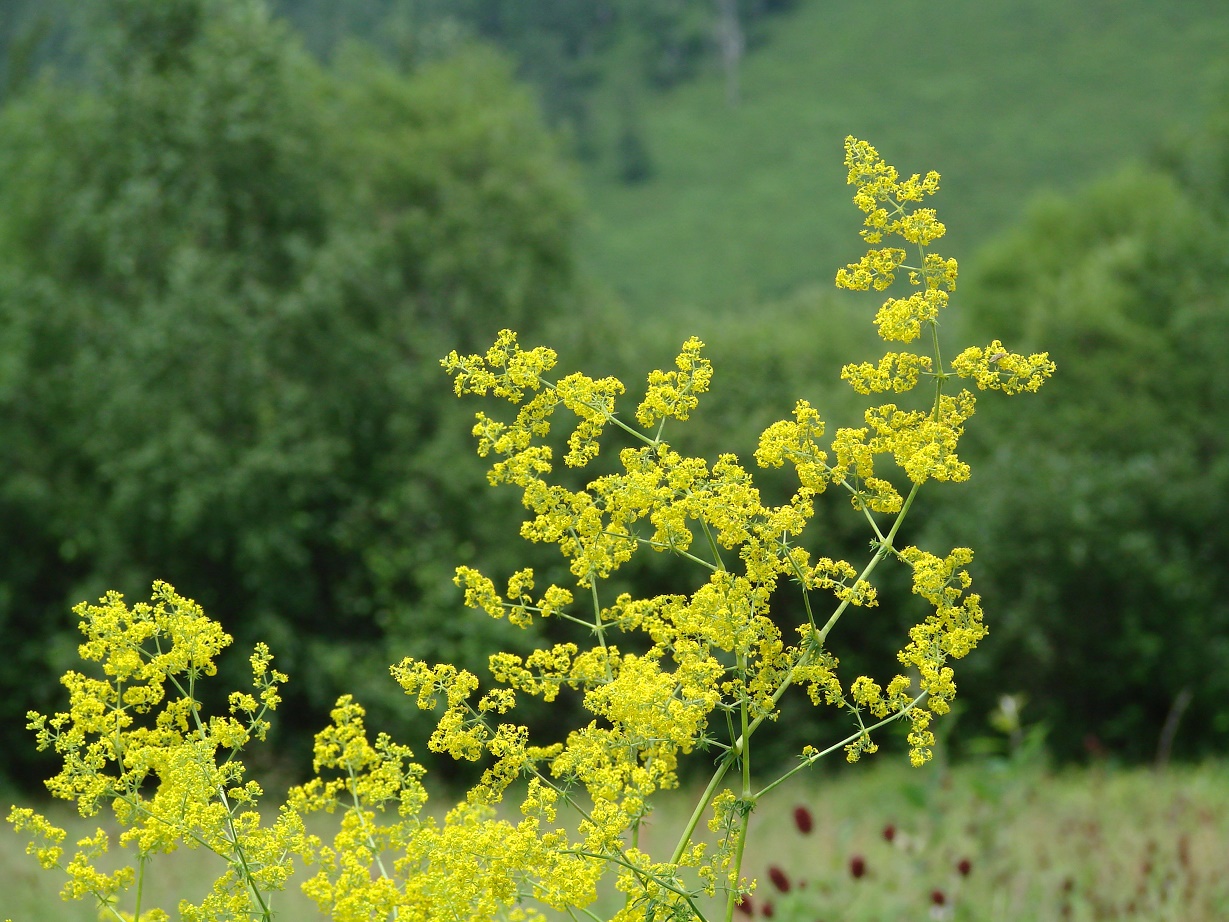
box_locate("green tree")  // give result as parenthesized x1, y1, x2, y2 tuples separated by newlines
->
(0, 0, 578, 782)
(273, 0, 798, 159)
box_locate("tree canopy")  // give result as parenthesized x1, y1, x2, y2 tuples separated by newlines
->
(0, 0, 579, 780)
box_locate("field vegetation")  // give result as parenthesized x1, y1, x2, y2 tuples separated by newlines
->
(1, 4, 1228, 918)
(5, 759, 1228, 921)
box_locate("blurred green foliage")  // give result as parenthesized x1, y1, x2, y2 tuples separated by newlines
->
(921, 128, 1229, 761)
(269, 0, 797, 144)
(0, 0, 579, 781)
(576, 0, 1229, 314)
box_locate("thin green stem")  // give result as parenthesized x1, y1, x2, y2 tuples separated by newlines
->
(722, 662, 755, 922)
(565, 905, 606, 922)
(588, 574, 613, 682)
(739, 660, 751, 798)
(95, 891, 129, 922)
(753, 693, 927, 799)
(699, 518, 727, 572)
(607, 531, 718, 571)
(165, 670, 273, 920)
(929, 308, 945, 377)
(551, 608, 610, 631)
(784, 549, 818, 632)
(831, 477, 888, 543)
(720, 478, 922, 766)
(819, 479, 921, 640)
(567, 850, 709, 921)
(669, 755, 735, 866)
(133, 852, 147, 922)
(722, 806, 753, 922)
(346, 764, 398, 917)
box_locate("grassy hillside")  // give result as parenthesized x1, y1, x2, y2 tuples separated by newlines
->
(578, 0, 1229, 313)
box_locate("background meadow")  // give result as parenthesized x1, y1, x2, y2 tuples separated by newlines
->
(2, 1, 1228, 918)
(5, 759, 1228, 921)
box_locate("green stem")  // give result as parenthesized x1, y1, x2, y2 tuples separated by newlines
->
(721, 479, 922, 768)
(669, 755, 735, 866)
(611, 531, 717, 571)
(784, 550, 818, 632)
(346, 763, 399, 921)
(722, 660, 755, 922)
(566, 905, 606, 922)
(929, 307, 946, 377)
(739, 660, 751, 798)
(166, 671, 273, 920)
(818, 481, 918, 644)
(588, 574, 613, 682)
(699, 518, 726, 572)
(567, 850, 709, 920)
(753, 693, 927, 799)
(722, 806, 753, 922)
(133, 852, 147, 922)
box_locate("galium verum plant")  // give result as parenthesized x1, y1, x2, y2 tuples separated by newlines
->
(9, 138, 1053, 922)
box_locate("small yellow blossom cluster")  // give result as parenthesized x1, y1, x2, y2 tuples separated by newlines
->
(837, 139, 957, 343)
(841, 352, 933, 395)
(952, 339, 1057, 394)
(636, 336, 714, 427)
(843, 138, 943, 245)
(7, 582, 304, 922)
(453, 565, 573, 627)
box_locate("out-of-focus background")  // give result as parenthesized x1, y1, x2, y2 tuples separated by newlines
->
(2, 0, 1229, 792)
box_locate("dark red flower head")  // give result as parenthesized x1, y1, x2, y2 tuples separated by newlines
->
(734, 894, 754, 916)
(849, 855, 867, 879)
(793, 805, 814, 834)
(768, 865, 791, 893)
(957, 858, 972, 877)
(882, 823, 896, 843)
(931, 889, 947, 906)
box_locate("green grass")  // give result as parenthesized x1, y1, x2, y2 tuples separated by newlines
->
(6, 761, 1228, 921)
(577, 0, 1229, 314)
(730, 760, 1229, 921)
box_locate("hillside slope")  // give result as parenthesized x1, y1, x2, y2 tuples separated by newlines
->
(578, 0, 1229, 313)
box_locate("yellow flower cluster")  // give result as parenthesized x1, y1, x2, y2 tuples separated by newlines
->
(636, 336, 713, 427)
(8, 582, 303, 921)
(841, 352, 933, 395)
(407, 137, 1052, 913)
(453, 565, 573, 627)
(288, 697, 600, 921)
(952, 339, 1057, 394)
